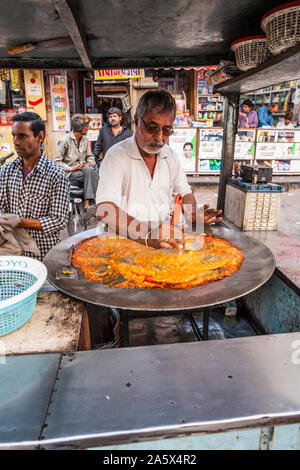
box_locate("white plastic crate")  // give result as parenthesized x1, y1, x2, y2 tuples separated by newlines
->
(224, 184, 282, 231)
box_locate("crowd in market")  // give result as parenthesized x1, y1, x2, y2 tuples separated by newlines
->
(0, 89, 222, 261)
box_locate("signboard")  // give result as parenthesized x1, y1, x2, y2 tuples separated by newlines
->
(0, 125, 14, 159)
(50, 75, 70, 132)
(234, 130, 255, 159)
(24, 70, 46, 120)
(94, 69, 144, 80)
(234, 142, 254, 159)
(256, 143, 277, 159)
(168, 128, 197, 172)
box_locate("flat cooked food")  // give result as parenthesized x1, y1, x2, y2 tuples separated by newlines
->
(71, 234, 244, 289)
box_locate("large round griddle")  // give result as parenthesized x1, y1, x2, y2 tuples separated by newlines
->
(44, 227, 275, 311)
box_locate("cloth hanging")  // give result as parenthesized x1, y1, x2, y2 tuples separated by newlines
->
(0, 214, 40, 256)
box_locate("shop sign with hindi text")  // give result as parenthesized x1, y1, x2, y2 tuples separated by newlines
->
(50, 75, 70, 131)
(94, 69, 144, 80)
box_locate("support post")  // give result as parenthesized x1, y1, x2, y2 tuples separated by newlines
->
(53, 0, 92, 69)
(217, 92, 240, 212)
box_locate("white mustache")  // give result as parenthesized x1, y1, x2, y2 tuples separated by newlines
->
(146, 141, 164, 148)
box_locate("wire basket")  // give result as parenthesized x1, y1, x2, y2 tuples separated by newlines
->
(0, 256, 47, 336)
(261, 1, 300, 55)
(231, 35, 272, 71)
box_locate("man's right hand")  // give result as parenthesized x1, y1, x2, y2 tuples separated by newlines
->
(71, 163, 85, 172)
(147, 222, 185, 250)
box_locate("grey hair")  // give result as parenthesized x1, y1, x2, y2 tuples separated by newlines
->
(135, 89, 176, 120)
(71, 113, 89, 132)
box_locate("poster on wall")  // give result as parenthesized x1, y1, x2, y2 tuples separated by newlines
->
(290, 160, 300, 171)
(236, 129, 255, 142)
(293, 143, 300, 159)
(256, 143, 277, 159)
(199, 140, 223, 159)
(50, 75, 70, 132)
(234, 141, 254, 159)
(24, 70, 46, 120)
(197, 159, 210, 171)
(276, 131, 295, 143)
(256, 130, 276, 143)
(0, 126, 14, 159)
(168, 128, 197, 172)
(200, 129, 223, 141)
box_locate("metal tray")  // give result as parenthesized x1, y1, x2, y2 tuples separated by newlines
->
(44, 226, 275, 311)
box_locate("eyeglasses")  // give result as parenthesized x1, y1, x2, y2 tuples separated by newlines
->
(141, 117, 174, 136)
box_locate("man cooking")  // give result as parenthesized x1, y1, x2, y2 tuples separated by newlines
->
(0, 112, 69, 260)
(96, 89, 222, 250)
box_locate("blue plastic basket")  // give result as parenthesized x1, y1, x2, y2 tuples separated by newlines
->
(0, 257, 47, 336)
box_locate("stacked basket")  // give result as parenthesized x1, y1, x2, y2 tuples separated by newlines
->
(231, 35, 272, 71)
(231, 1, 300, 70)
(261, 1, 300, 55)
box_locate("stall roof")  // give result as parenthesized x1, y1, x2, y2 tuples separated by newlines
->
(0, 0, 288, 70)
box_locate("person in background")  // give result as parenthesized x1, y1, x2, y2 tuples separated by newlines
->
(257, 103, 279, 127)
(54, 114, 98, 218)
(92, 107, 132, 163)
(0, 112, 69, 260)
(238, 100, 258, 128)
(276, 112, 295, 129)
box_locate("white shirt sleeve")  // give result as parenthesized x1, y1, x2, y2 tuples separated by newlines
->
(96, 150, 124, 207)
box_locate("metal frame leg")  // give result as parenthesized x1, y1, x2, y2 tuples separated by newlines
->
(121, 309, 130, 347)
(203, 308, 210, 341)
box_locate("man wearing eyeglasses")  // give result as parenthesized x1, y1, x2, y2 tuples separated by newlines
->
(96, 89, 222, 250)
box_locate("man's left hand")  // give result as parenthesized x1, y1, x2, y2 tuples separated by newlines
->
(203, 204, 223, 224)
(85, 162, 94, 168)
(184, 204, 222, 228)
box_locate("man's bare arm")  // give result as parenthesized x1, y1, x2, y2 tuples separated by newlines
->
(18, 219, 43, 230)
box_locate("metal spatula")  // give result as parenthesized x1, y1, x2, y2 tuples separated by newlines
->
(170, 194, 203, 251)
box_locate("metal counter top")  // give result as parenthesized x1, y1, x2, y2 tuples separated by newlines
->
(1, 333, 299, 449)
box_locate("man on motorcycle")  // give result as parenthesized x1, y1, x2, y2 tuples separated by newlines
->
(54, 114, 98, 219)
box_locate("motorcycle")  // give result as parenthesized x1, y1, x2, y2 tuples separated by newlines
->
(67, 179, 88, 236)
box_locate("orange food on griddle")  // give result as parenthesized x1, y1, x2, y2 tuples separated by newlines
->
(71, 234, 244, 289)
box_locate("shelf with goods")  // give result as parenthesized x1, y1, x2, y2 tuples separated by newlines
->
(255, 129, 300, 174)
(169, 127, 300, 175)
(194, 69, 225, 127)
(197, 128, 255, 173)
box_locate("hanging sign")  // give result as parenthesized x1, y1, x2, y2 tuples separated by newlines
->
(94, 69, 144, 80)
(49, 75, 70, 132)
(24, 70, 46, 120)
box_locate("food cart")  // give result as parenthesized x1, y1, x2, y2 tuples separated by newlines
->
(0, 0, 299, 450)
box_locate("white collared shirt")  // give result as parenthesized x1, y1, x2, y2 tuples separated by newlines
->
(96, 134, 191, 222)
